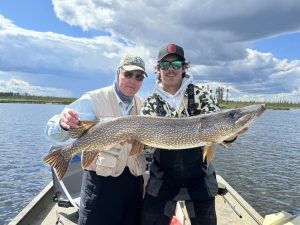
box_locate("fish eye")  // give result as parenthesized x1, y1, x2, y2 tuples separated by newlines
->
(228, 111, 235, 118)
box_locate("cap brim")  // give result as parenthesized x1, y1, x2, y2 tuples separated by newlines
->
(122, 65, 147, 77)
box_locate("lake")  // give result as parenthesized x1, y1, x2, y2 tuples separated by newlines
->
(0, 103, 299, 224)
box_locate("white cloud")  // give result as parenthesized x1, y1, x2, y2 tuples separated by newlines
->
(234, 90, 300, 103)
(0, 78, 72, 97)
(0, 14, 153, 95)
(52, 0, 300, 64)
(53, 0, 115, 31)
(191, 49, 300, 102)
(1, 1, 300, 102)
(0, 17, 151, 76)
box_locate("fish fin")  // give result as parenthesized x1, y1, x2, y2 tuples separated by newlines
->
(81, 150, 99, 169)
(203, 143, 217, 165)
(43, 145, 72, 180)
(69, 120, 97, 139)
(129, 140, 144, 156)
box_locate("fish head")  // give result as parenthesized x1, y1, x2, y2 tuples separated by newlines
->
(198, 104, 265, 142)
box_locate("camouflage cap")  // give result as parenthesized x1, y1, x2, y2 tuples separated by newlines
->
(157, 44, 185, 62)
(119, 54, 147, 77)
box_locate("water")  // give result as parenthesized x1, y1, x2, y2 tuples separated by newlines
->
(214, 109, 300, 216)
(0, 104, 299, 224)
(0, 103, 65, 225)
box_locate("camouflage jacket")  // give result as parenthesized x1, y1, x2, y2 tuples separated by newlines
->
(141, 83, 221, 199)
(141, 83, 220, 118)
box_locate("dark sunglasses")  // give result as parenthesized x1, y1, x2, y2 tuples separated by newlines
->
(159, 60, 183, 70)
(123, 71, 145, 82)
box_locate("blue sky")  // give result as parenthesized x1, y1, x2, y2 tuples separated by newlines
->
(0, 0, 300, 103)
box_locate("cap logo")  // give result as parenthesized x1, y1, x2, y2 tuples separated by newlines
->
(157, 43, 185, 62)
(122, 55, 145, 68)
(167, 44, 177, 53)
(131, 57, 143, 66)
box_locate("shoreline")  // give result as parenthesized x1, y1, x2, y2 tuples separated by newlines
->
(2, 99, 300, 110)
(220, 101, 300, 110)
(0, 98, 76, 105)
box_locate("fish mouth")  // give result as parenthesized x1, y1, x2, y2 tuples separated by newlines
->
(235, 104, 265, 127)
(256, 104, 266, 117)
(242, 104, 265, 117)
(250, 104, 266, 119)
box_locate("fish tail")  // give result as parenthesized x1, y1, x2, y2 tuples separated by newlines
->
(43, 145, 72, 180)
(203, 143, 216, 165)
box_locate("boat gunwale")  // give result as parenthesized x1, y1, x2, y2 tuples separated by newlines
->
(7, 181, 54, 225)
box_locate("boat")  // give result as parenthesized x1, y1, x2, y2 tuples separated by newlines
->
(7, 148, 299, 225)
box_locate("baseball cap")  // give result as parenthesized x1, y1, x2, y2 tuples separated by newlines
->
(119, 54, 147, 77)
(157, 44, 185, 62)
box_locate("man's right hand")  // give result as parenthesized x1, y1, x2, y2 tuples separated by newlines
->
(59, 109, 79, 130)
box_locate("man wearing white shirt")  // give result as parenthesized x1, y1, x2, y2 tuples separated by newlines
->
(45, 54, 147, 225)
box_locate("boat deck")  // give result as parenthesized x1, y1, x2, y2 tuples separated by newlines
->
(8, 175, 264, 225)
(16, 195, 243, 225)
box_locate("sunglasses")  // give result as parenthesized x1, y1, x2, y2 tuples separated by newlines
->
(123, 71, 145, 82)
(159, 60, 183, 70)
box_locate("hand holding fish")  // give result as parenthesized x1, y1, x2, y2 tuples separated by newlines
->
(59, 109, 79, 130)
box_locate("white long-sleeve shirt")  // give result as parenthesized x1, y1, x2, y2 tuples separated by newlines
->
(45, 86, 146, 177)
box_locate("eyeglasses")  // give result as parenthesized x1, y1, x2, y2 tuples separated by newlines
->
(123, 71, 145, 82)
(159, 60, 183, 70)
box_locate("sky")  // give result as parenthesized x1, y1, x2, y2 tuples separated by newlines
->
(0, 0, 300, 103)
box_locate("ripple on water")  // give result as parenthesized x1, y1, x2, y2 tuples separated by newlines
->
(214, 110, 300, 216)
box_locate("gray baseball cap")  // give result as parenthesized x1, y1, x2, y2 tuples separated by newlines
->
(119, 54, 147, 76)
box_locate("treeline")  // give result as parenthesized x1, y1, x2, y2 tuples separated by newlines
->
(203, 86, 300, 109)
(0, 92, 76, 104)
(0, 92, 31, 97)
(1, 92, 300, 109)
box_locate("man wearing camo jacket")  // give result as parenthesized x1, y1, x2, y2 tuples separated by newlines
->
(140, 44, 240, 225)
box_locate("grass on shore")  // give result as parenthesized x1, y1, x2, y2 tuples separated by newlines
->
(220, 101, 300, 110)
(0, 95, 76, 104)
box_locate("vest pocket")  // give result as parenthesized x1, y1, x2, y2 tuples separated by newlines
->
(127, 154, 146, 176)
(95, 152, 118, 176)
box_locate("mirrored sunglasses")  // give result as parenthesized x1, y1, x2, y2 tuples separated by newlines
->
(159, 60, 183, 70)
(124, 71, 145, 81)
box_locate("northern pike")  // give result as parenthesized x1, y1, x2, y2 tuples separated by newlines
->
(44, 104, 265, 180)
